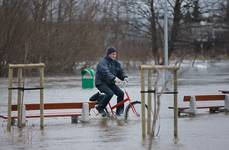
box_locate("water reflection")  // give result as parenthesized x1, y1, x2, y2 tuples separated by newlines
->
(0, 61, 229, 150)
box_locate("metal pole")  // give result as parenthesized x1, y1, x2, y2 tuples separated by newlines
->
(140, 69, 146, 139)
(164, 0, 168, 65)
(40, 67, 45, 129)
(163, 0, 169, 88)
(7, 68, 13, 131)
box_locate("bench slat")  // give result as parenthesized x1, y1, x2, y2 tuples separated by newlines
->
(0, 112, 81, 119)
(169, 105, 224, 110)
(183, 95, 225, 102)
(11, 102, 96, 111)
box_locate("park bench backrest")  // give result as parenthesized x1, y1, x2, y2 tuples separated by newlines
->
(11, 102, 96, 111)
(183, 95, 226, 102)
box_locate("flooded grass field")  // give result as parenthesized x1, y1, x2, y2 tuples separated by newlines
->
(1, 60, 229, 150)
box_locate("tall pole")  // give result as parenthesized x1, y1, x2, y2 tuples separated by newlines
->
(163, 0, 169, 90)
(164, 0, 168, 65)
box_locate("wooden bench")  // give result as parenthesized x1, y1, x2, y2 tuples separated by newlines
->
(0, 102, 96, 124)
(168, 95, 227, 116)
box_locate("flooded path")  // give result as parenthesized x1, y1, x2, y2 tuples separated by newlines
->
(1, 60, 229, 150)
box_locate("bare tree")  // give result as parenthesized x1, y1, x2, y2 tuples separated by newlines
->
(0, 0, 228, 76)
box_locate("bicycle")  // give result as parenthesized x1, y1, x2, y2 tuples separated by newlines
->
(89, 83, 148, 121)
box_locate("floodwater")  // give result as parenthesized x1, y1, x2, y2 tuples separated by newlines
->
(1, 60, 229, 150)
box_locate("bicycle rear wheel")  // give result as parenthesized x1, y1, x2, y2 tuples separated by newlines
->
(124, 101, 148, 121)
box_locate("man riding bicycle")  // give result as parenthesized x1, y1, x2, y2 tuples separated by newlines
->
(95, 47, 128, 117)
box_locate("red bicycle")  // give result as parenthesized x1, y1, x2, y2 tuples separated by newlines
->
(90, 84, 148, 120)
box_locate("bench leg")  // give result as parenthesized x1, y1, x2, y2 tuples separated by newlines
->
(225, 95, 229, 111)
(189, 112, 196, 117)
(180, 108, 195, 117)
(209, 108, 214, 113)
(209, 107, 219, 113)
(71, 116, 78, 124)
(11, 118, 16, 126)
(178, 110, 181, 117)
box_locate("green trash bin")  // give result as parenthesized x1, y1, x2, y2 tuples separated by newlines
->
(81, 68, 95, 89)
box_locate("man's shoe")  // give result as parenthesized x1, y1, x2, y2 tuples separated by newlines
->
(96, 106, 107, 117)
(116, 109, 124, 116)
(116, 113, 124, 119)
(100, 110, 107, 117)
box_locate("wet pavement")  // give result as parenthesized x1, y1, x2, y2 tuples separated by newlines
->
(0, 60, 229, 150)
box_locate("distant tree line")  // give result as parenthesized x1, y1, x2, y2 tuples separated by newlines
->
(0, 0, 228, 76)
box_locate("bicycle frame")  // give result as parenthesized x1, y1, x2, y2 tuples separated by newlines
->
(107, 88, 140, 117)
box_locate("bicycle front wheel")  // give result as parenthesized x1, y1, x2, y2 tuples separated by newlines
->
(124, 101, 148, 121)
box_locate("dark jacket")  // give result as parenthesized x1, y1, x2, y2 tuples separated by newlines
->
(95, 56, 127, 86)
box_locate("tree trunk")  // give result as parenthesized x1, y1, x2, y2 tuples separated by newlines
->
(169, 0, 182, 58)
(149, 0, 159, 65)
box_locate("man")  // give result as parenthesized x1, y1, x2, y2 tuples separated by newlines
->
(95, 47, 128, 117)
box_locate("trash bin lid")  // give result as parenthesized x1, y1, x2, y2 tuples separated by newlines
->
(81, 68, 95, 77)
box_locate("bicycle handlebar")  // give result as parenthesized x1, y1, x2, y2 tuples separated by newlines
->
(117, 81, 128, 91)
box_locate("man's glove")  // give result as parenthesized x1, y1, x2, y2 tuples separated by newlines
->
(114, 77, 122, 83)
(124, 77, 128, 84)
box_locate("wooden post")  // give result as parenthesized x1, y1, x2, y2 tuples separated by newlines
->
(147, 70, 152, 135)
(7, 68, 13, 131)
(40, 67, 44, 129)
(7, 63, 45, 131)
(140, 65, 179, 139)
(140, 69, 146, 139)
(152, 82, 157, 137)
(173, 69, 178, 138)
(17, 68, 23, 127)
